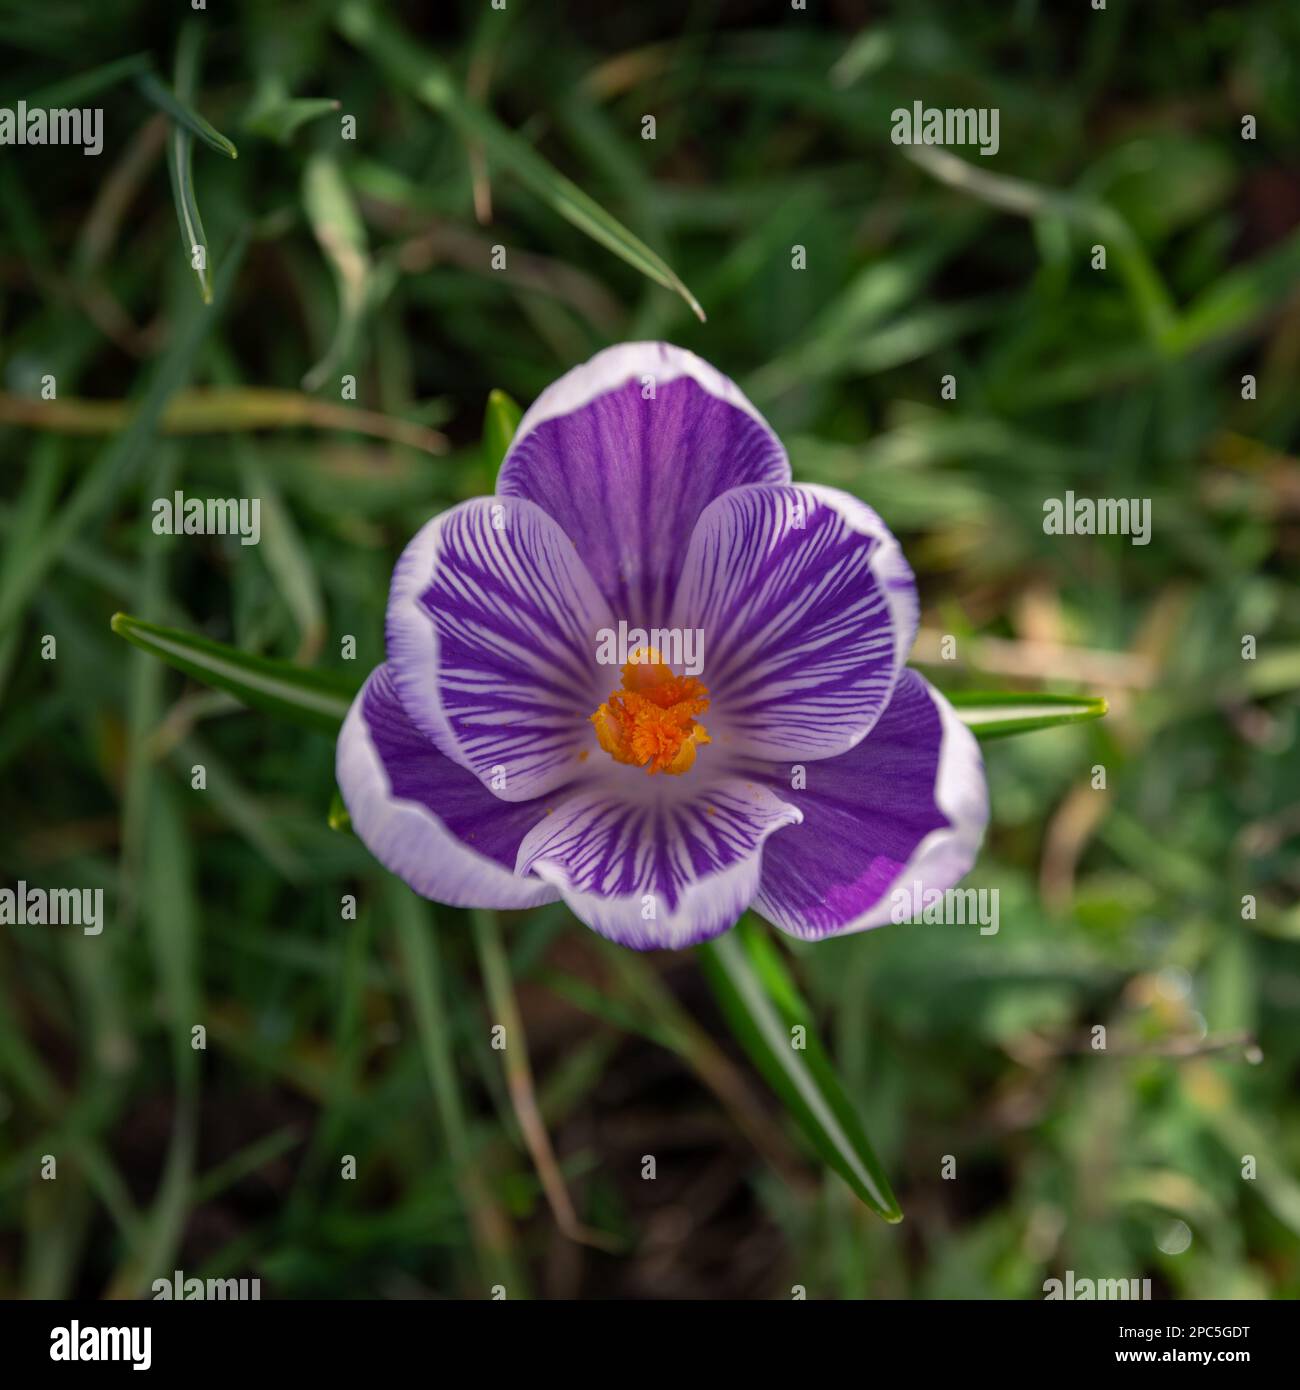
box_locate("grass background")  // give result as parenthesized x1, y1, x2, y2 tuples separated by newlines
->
(1, 0, 1298, 1299)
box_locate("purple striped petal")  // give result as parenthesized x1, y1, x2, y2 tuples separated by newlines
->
(498, 343, 790, 626)
(385, 496, 613, 802)
(517, 776, 801, 949)
(753, 671, 987, 939)
(337, 665, 559, 909)
(672, 483, 917, 763)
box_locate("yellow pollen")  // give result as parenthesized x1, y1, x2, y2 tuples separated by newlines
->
(590, 648, 711, 776)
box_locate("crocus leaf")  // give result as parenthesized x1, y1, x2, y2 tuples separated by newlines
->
(946, 689, 1108, 740)
(483, 388, 523, 476)
(697, 917, 902, 1222)
(109, 613, 355, 734)
(328, 788, 353, 834)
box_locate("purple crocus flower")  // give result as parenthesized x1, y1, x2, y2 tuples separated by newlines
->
(337, 343, 988, 949)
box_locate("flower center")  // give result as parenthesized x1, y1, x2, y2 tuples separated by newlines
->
(590, 648, 711, 776)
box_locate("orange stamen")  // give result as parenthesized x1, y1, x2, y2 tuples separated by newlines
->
(590, 648, 711, 775)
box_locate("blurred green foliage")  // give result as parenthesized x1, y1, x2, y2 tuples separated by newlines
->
(0, 0, 1297, 1299)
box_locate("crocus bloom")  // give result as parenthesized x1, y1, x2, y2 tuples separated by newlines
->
(338, 343, 988, 949)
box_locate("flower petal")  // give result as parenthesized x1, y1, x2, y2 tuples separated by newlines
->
(385, 495, 613, 802)
(498, 342, 790, 625)
(753, 672, 987, 939)
(672, 483, 917, 762)
(338, 665, 559, 909)
(516, 776, 801, 950)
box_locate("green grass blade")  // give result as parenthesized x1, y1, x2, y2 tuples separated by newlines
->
(0, 237, 245, 635)
(136, 71, 239, 159)
(301, 154, 373, 391)
(1171, 227, 1300, 354)
(161, 23, 225, 302)
(697, 918, 902, 1221)
(22, 52, 150, 108)
(173, 734, 308, 881)
(245, 92, 342, 144)
(336, 0, 705, 322)
(945, 689, 1109, 739)
(105, 785, 200, 1298)
(0, 439, 64, 702)
(389, 884, 525, 1293)
(483, 388, 522, 476)
(109, 613, 355, 733)
(164, 116, 211, 302)
(905, 145, 1177, 349)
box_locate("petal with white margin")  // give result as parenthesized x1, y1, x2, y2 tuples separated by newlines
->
(517, 776, 802, 950)
(338, 665, 559, 909)
(672, 483, 917, 762)
(385, 495, 613, 802)
(498, 342, 790, 626)
(753, 671, 988, 939)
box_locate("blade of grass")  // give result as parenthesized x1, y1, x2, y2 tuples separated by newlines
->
(212, 348, 328, 663)
(0, 385, 446, 452)
(20, 52, 150, 109)
(301, 154, 374, 391)
(469, 909, 619, 1250)
(905, 144, 1177, 350)
(137, 71, 239, 160)
(192, 1126, 303, 1207)
(697, 917, 902, 1221)
(171, 734, 309, 882)
(118, 449, 175, 933)
(0, 439, 65, 702)
(336, 0, 705, 322)
(1171, 227, 1300, 354)
(105, 782, 200, 1298)
(161, 24, 224, 302)
(388, 883, 525, 1294)
(0, 235, 245, 635)
(591, 940, 806, 1184)
(109, 613, 355, 733)
(245, 90, 342, 144)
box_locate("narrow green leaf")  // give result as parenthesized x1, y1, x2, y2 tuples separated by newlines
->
(164, 118, 211, 302)
(697, 919, 902, 1221)
(109, 613, 355, 734)
(328, 788, 353, 834)
(1171, 227, 1300, 355)
(173, 734, 308, 881)
(23, 53, 150, 109)
(337, 0, 705, 322)
(233, 450, 327, 661)
(946, 689, 1109, 739)
(105, 783, 199, 1298)
(388, 884, 525, 1291)
(136, 71, 239, 159)
(0, 439, 64, 702)
(245, 90, 341, 144)
(483, 388, 522, 475)
(905, 145, 1177, 350)
(301, 154, 373, 391)
(0, 235, 245, 635)
(159, 25, 224, 302)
